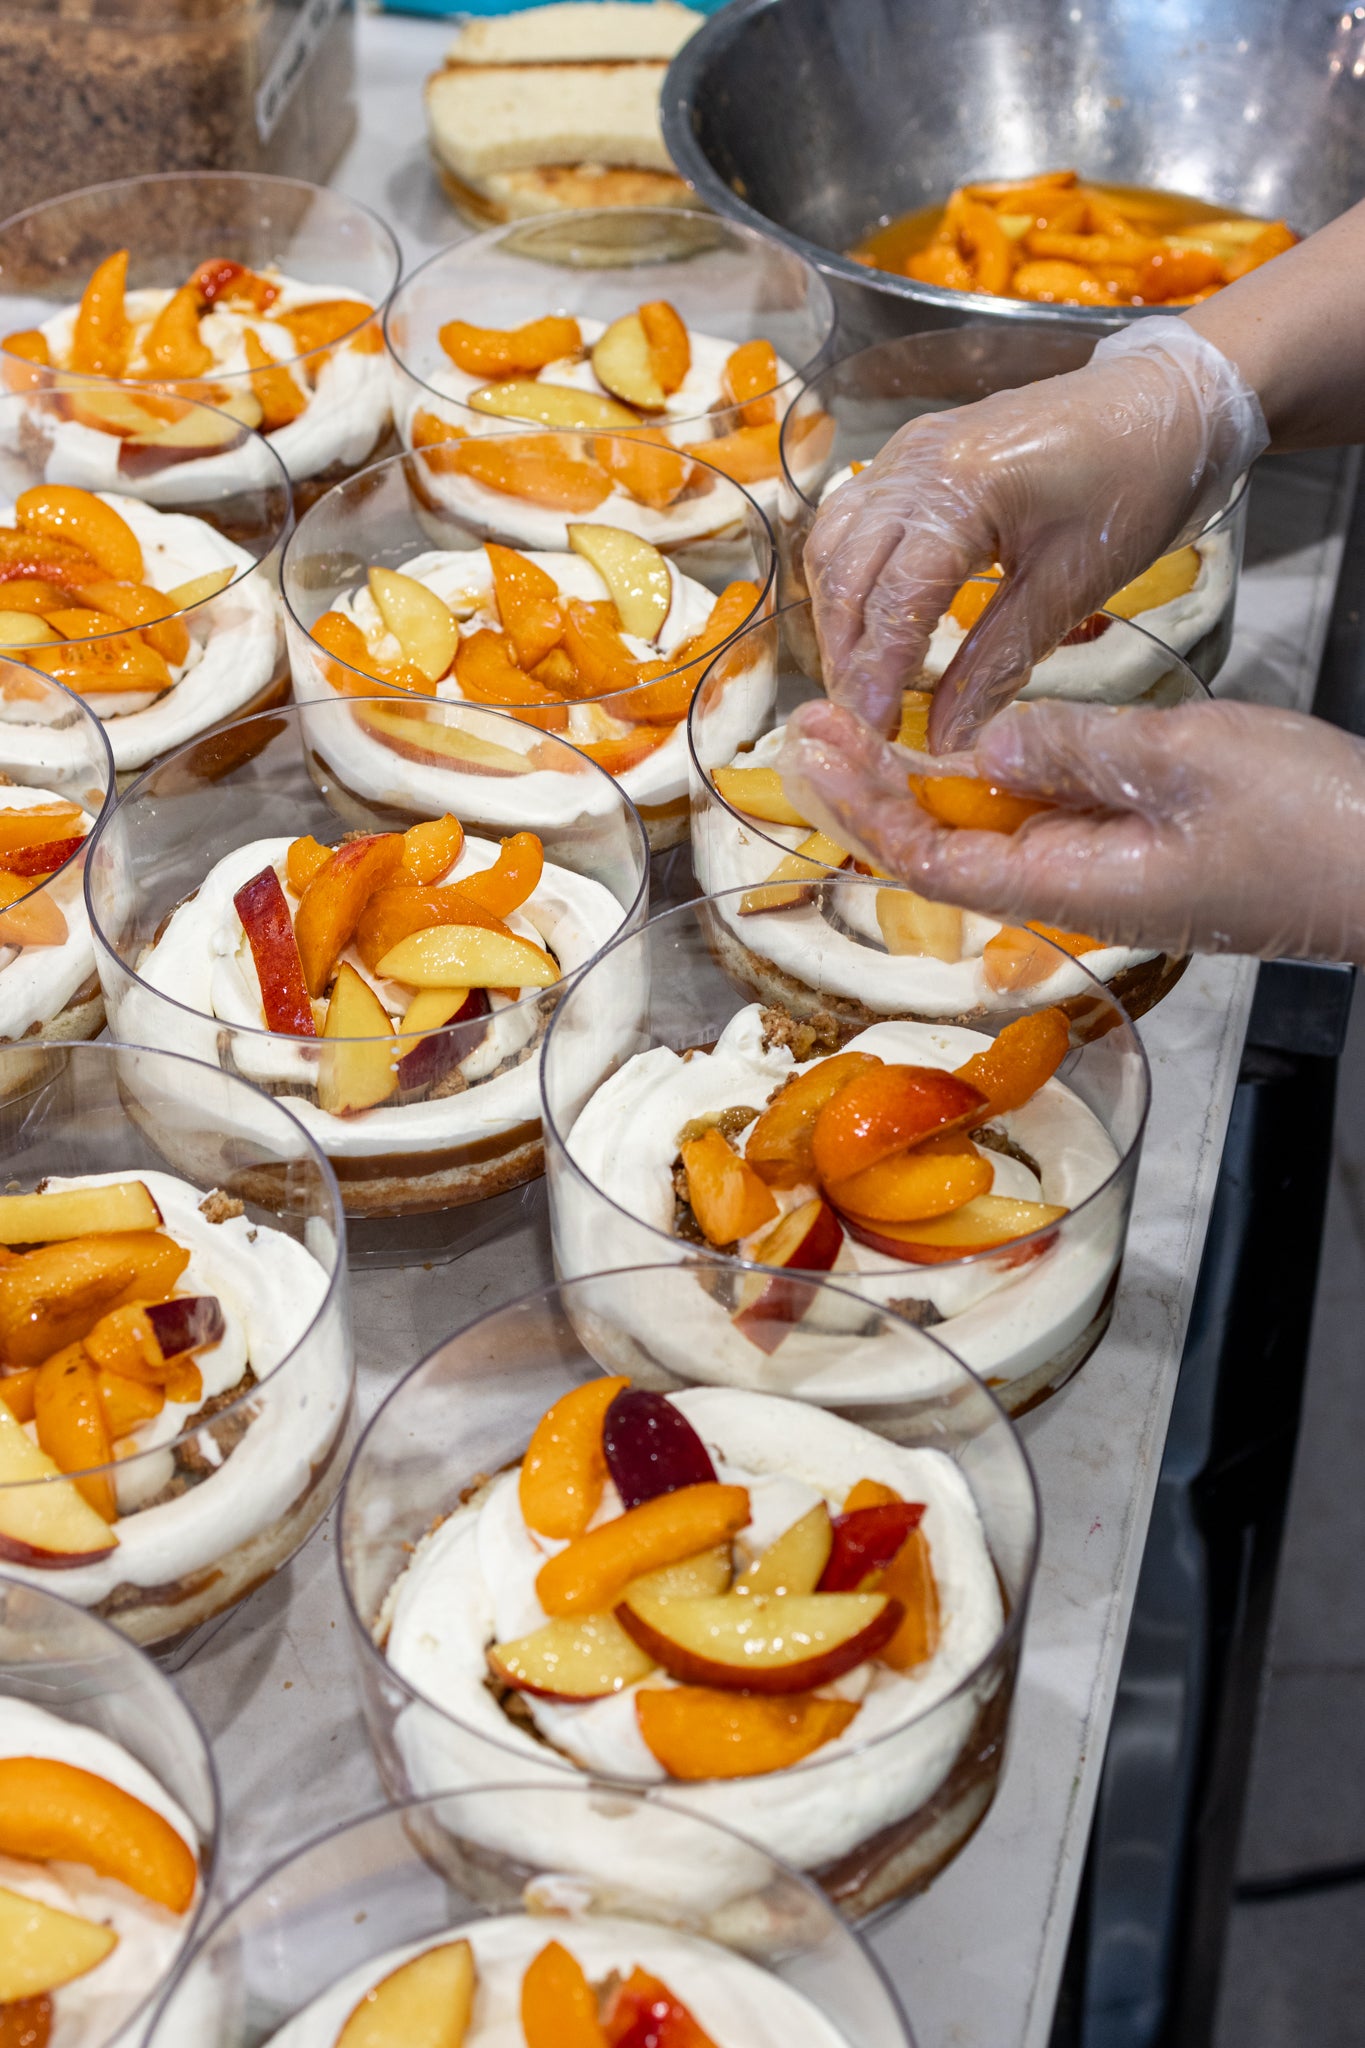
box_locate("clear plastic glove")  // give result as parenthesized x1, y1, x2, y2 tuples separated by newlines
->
(780, 696, 1365, 964)
(805, 318, 1268, 752)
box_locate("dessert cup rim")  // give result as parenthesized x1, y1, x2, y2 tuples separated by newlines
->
(0, 662, 115, 912)
(338, 1265, 1041, 1797)
(84, 694, 652, 1047)
(0, 1035, 348, 1491)
(383, 204, 838, 432)
(0, 1565, 221, 2032)
(281, 439, 778, 716)
(145, 1778, 917, 2048)
(0, 170, 403, 380)
(539, 881, 1153, 1279)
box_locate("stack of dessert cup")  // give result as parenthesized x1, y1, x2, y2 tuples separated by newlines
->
(383, 206, 837, 543)
(689, 600, 1207, 1024)
(85, 696, 651, 1263)
(0, 1578, 217, 2044)
(146, 1786, 915, 2047)
(280, 439, 778, 856)
(0, 171, 401, 510)
(0, 1040, 351, 1659)
(0, 665, 112, 1054)
(539, 889, 1150, 1416)
(0, 386, 293, 784)
(338, 1269, 1038, 1922)
(779, 328, 1249, 686)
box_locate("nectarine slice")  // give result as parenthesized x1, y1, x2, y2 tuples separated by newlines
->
(520, 1374, 631, 1539)
(286, 835, 331, 896)
(375, 922, 558, 991)
(602, 1386, 717, 1509)
(336, 1937, 475, 2048)
(0, 886, 67, 950)
(401, 815, 464, 886)
(818, 1501, 925, 1591)
(33, 1345, 116, 1521)
(453, 832, 544, 918)
(439, 314, 581, 379)
(522, 1939, 606, 2048)
(242, 330, 307, 431)
(876, 888, 964, 962)
(485, 543, 564, 671)
(842, 1193, 1068, 1265)
(567, 523, 670, 642)
(319, 962, 399, 1117)
(603, 1966, 720, 2048)
(593, 430, 694, 511)
(710, 764, 809, 827)
(560, 726, 675, 775)
(638, 300, 691, 395)
(0, 1404, 117, 1566)
(0, 1180, 161, 1245)
(69, 251, 129, 379)
(0, 805, 82, 857)
(681, 421, 781, 484)
(954, 1005, 1070, 1118)
(844, 1477, 901, 1512)
(535, 1481, 750, 1618)
(354, 884, 516, 975)
(447, 437, 612, 511)
(881, 1527, 941, 1670)
(233, 866, 316, 1036)
(356, 702, 532, 776)
(561, 599, 642, 693)
(454, 628, 567, 725)
(96, 1368, 164, 1441)
(1106, 545, 1200, 620)
(0, 1231, 190, 1369)
(469, 379, 637, 433)
(15, 489, 141, 585)
(294, 833, 406, 997)
(368, 568, 457, 684)
(981, 924, 1098, 993)
(825, 1131, 993, 1225)
(274, 299, 374, 357)
(909, 775, 1050, 834)
(142, 284, 212, 379)
(0, 1886, 117, 2003)
(617, 1588, 900, 1693)
(0, 1757, 195, 1909)
(744, 1051, 882, 1189)
(679, 1127, 777, 1246)
(738, 829, 851, 915)
(735, 1503, 832, 1597)
(811, 1063, 988, 1185)
(489, 1610, 654, 1701)
(721, 338, 779, 427)
(635, 1687, 858, 1780)
(591, 313, 667, 413)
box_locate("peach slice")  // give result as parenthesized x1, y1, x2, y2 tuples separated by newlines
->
(1106, 545, 1200, 619)
(33, 1345, 116, 1520)
(744, 1051, 883, 1189)
(468, 380, 638, 432)
(0, 889, 67, 950)
(898, 688, 933, 750)
(635, 1686, 858, 1780)
(455, 630, 567, 729)
(981, 923, 1097, 993)
(398, 816, 463, 888)
(630, 1545, 733, 1601)
(563, 727, 675, 775)
(0, 836, 84, 880)
(591, 312, 668, 413)
(233, 866, 317, 1035)
(0, 533, 103, 585)
(519, 1373, 631, 1540)
(0, 1180, 161, 1245)
(356, 702, 532, 777)
(710, 765, 809, 827)
(377, 923, 557, 991)
(603, 1968, 720, 2048)
(876, 888, 964, 962)
(162, 566, 234, 612)
(680, 421, 781, 485)
(0, 1756, 196, 1910)
(593, 430, 694, 510)
(242, 330, 307, 431)
(679, 1127, 777, 1246)
(438, 314, 582, 379)
(561, 599, 642, 693)
(0, 1404, 117, 1566)
(614, 577, 761, 723)
(0, 1369, 36, 1425)
(453, 833, 544, 918)
(96, 1368, 164, 1441)
(0, 1887, 117, 2003)
(567, 523, 671, 641)
(522, 1940, 606, 2048)
(354, 884, 516, 975)
(14, 489, 142, 585)
(909, 775, 1050, 834)
(638, 300, 691, 395)
(810, 1063, 988, 1185)
(319, 962, 398, 1117)
(485, 543, 564, 671)
(818, 1501, 924, 1592)
(616, 1588, 900, 1693)
(489, 1610, 655, 1701)
(286, 835, 331, 895)
(844, 1477, 900, 1512)
(721, 338, 779, 427)
(28, 633, 174, 697)
(336, 1938, 475, 2048)
(954, 1005, 1070, 1119)
(0, 612, 54, 648)
(368, 568, 457, 684)
(273, 299, 374, 357)
(825, 1131, 993, 1226)
(189, 258, 279, 311)
(0, 579, 74, 618)
(395, 988, 487, 1097)
(881, 1526, 941, 1670)
(73, 580, 189, 666)
(142, 285, 212, 379)
(0, 1232, 190, 1369)
(733, 1197, 844, 1353)
(70, 250, 130, 378)
(446, 437, 612, 512)
(735, 1503, 833, 1597)
(535, 1481, 750, 1617)
(602, 1386, 717, 1508)
(738, 830, 850, 915)
(294, 834, 406, 996)
(842, 1193, 1067, 1265)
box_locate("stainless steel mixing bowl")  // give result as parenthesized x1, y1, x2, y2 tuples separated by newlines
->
(663, 0, 1365, 344)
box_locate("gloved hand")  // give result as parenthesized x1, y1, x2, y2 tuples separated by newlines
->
(805, 318, 1268, 752)
(780, 695, 1365, 964)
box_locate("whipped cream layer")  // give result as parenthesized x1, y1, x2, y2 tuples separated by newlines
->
(261, 1913, 851, 2048)
(0, 785, 98, 1041)
(0, 1696, 199, 2048)
(118, 833, 626, 1160)
(38, 279, 391, 491)
(0, 1169, 335, 1605)
(0, 493, 282, 774)
(382, 1388, 1001, 1905)
(692, 725, 1156, 1015)
(559, 1007, 1122, 1388)
(401, 318, 790, 545)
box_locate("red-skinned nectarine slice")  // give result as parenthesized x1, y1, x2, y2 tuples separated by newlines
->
(519, 1374, 630, 1540)
(604, 1965, 720, 2048)
(841, 1193, 1068, 1265)
(744, 1052, 882, 1189)
(616, 1588, 900, 1693)
(536, 1482, 750, 1618)
(635, 1687, 859, 1780)
(811, 1064, 988, 1186)
(233, 866, 316, 1036)
(602, 1387, 716, 1510)
(0, 1403, 116, 1567)
(488, 1610, 654, 1701)
(818, 1501, 925, 1591)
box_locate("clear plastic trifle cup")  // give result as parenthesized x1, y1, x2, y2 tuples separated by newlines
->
(689, 599, 1204, 1026)
(281, 440, 777, 852)
(0, 387, 292, 782)
(145, 1787, 916, 2048)
(0, 172, 401, 507)
(0, 665, 113, 1050)
(0, 1040, 351, 1655)
(778, 328, 1249, 684)
(339, 1273, 1039, 1920)
(385, 208, 836, 530)
(85, 698, 650, 1249)
(540, 893, 1150, 1415)
(0, 1577, 218, 2045)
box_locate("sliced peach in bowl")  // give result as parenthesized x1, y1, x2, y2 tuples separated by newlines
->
(616, 1588, 901, 1693)
(679, 1127, 776, 1246)
(810, 1063, 987, 1185)
(0, 1180, 161, 1245)
(744, 1052, 882, 1189)
(33, 1345, 116, 1521)
(535, 1481, 750, 1618)
(519, 1374, 630, 1540)
(336, 1937, 475, 2048)
(294, 834, 406, 997)
(0, 1402, 117, 1567)
(0, 1886, 117, 2002)
(488, 1610, 655, 1701)
(825, 1130, 993, 1225)
(981, 924, 1098, 993)
(319, 962, 399, 1118)
(522, 1939, 604, 2048)
(375, 923, 558, 991)
(841, 1194, 1068, 1266)
(635, 1686, 858, 1780)
(734, 1502, 832, 1597)
(954, 1006, 1071, 1118)
(0, 1755, 196, 1910)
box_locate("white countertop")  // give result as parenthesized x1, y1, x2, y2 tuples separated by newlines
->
(170, 18, 1360, 2046)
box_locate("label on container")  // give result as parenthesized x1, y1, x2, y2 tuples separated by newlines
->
(257, 0, 348, 141)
